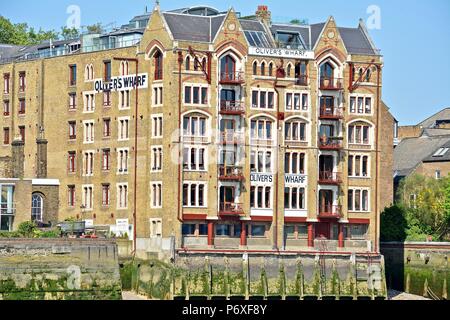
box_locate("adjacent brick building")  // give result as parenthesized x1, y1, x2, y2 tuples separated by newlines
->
(0, 4, 395, 258)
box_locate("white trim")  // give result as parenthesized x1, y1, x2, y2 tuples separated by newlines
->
(32, 179, 60, 186)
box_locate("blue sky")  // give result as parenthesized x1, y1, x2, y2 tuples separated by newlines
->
(1, 0, 449, 125)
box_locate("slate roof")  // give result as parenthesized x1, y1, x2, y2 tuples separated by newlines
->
(270, 24, 311, 49)
(394, 136, 450, 177)
(338, 27, 377, 55)
(423, 140, 450, 163)
(418, 108, 450, 128)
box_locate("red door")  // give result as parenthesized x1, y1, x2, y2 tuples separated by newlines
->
(315, 223, 330, 239)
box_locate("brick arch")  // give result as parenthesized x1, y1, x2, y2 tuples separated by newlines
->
(146, 39, 165, 56)
(316, 46, 346, 64)
(215, 40, 247, 58)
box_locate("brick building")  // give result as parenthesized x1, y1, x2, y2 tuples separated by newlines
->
(0, 4, 394, 258)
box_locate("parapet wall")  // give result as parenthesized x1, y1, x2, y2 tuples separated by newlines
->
(0, 239, 122, 300)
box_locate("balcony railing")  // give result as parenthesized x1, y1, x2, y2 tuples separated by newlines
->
(318, 205, 342, 219)
(319, 77, 343, 90)
(318, 137, 343, 150)
(219, 166, 245, 181)
(295, 75, 308, 86)
(0, 203, 16, 216)
(319, 107, 344, 120)
(220, 100, 245, 115)
(219, 72, 244, 85)
(318, 171, 342, 185)
(220, 132, 244, 145)
(219, 202, 244, 216)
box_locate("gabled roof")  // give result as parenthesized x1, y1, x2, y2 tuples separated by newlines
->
(270, 24, 311, 49)
(338, 27, 378, 55)
(423, 141, 450, 163)
(418, 108, 450, 128)
(162, 12, 226, 42)
(394, 135, 450, 177)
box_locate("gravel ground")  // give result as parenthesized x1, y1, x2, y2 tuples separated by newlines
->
(388, 290, 431, 300)
(122, 291, 151, 300)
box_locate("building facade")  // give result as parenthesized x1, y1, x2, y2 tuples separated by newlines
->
(0, 5, 394, 258)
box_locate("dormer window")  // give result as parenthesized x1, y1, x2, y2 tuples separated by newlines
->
(275, 32, 305, 50)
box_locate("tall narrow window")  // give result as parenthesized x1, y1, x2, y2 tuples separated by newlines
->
(3, 74, 10, 94)
(3, 100, 10, 116)
(68, 151, 76, 173)
(154, 50, 163, 80)
(68, 185, 76, 207)
(18, 72, 26, 92)
(19, 126, 25, 143)
(69, 65, 77, 86)
(3, 127, 9, 145)
(102, 149, 110, 171)
(102, 184, 110, 206)
(18, 99, 25, 114)
(104, 61, 111, 82)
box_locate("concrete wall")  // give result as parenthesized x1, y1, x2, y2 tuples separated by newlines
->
(381, 242, 449, 299)
(0, 239, 122, 300)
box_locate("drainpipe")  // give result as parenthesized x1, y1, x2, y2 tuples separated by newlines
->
(375, 64, 381, 254)
(113, 57, 139, 253)
(273, 78, 281, 251)
(177, 51, 184, 224)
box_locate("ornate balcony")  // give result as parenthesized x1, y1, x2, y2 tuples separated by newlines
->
(220, 132, 244, 145)
(319, 77, 343, 90)
(318, 137, 343, 151)
(219, 72, 245, 85)
(219, 202, 244, 216)
(220, 100, 245, 115)
(319, 107, 344, 120)
(318, 171, 343, 185)
(318, 205, 342, 219)
(219, 166, 245, 182)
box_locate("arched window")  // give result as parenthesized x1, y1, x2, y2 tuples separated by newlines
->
(183, 113, 208, 138)
(268, 62, 273, 76)
(201, 57, 207, 70)
(358, 68, 363, 80)
(220, 54, 236, 81)
(194, 58, 200, 71)
(365, 68, 371, 82)
(253, 61, 258, 75)
(121, 61, 129, 76)
(250, 117, 274, 140)
(287, 64, 292, 77)
(261, 62, 266, 76)
(185, 56, 191, 70)
(348, 121, 372, 145)
(320, 62, 334, 80)
(153, 50, 163, 80)
(31, 194, 44, 222)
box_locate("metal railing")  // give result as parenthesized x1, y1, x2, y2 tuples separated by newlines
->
(220, 132, 245, 145)
(318, 171, 342, 184)
(219, 72, 245, 84)
(219, 100, 245, 114)
(219, 166, 245, 181)
(295, 75, 308, 86)
(318, 137, 343, 150)
(319, 106, 344, 119)
(318, 205, 342, 218)
(319, 77, 343, 90)
(219, 202, 244, 215)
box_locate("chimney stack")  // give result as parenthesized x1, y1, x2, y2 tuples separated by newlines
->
(256, 5, 272, 25)
(11, 137, 24, 179)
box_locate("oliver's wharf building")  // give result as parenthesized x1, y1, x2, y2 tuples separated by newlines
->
(0, 4, 395, 259)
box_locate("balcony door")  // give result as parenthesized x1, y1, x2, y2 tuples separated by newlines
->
(320, 62, 334, 81)
(221, 89, 236, 103)
(320, 96, 334, 113)
(319, 190, 333, 213)
(220, 186, 235, 211)
(220, 55, 236, 80)
(319, 124, 335, 139)
(319, 155, 334, 174)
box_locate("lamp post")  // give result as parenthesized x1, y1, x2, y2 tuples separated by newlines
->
(113, 57, 139, 253)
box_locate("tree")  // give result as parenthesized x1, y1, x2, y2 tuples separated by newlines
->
(0, 16, 58, 45)
(86, 23, 103, 34)
(290, 19, 307, 25)
(61, 26, 80, 40)
(380, 205, 407, 241)
(397, 174, 450, 241)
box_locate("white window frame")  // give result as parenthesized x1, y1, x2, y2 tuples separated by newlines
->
(117, 147, 129, 175)
(349, 94, 373, 115)
(348, 122, 373, 146)
(150, 182, 163, 208)
(83, 120, 95, 144)
(182, 182, 207, 208)
(284, 120, 308, 142)
(151, 146, 163, 172)
(118, 116, 130, 141)
(250, 118, 274, 141)
(151, 114, 163, 139)
(348, 187, 370, 213)
(285, 91, 309, 112)
(250, 149, 273, 173)
(251, 88, 276, 110)
(150, 218, 163, 237)
(82, 150, 95, 177)
(284, 186, 306, 210)
(152, 84, 163, 107)
(251, 185, 273, 209)
(183, 83, 210, 107)
(348, 153, 371, 178)
(83, 92, 95, 113)
(82, 184, 94, 211)
(117, 183, 128, 210)
(284, 152, 306, 174)
(183, 146, 207, 172)
(119, 90, 131, 110)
